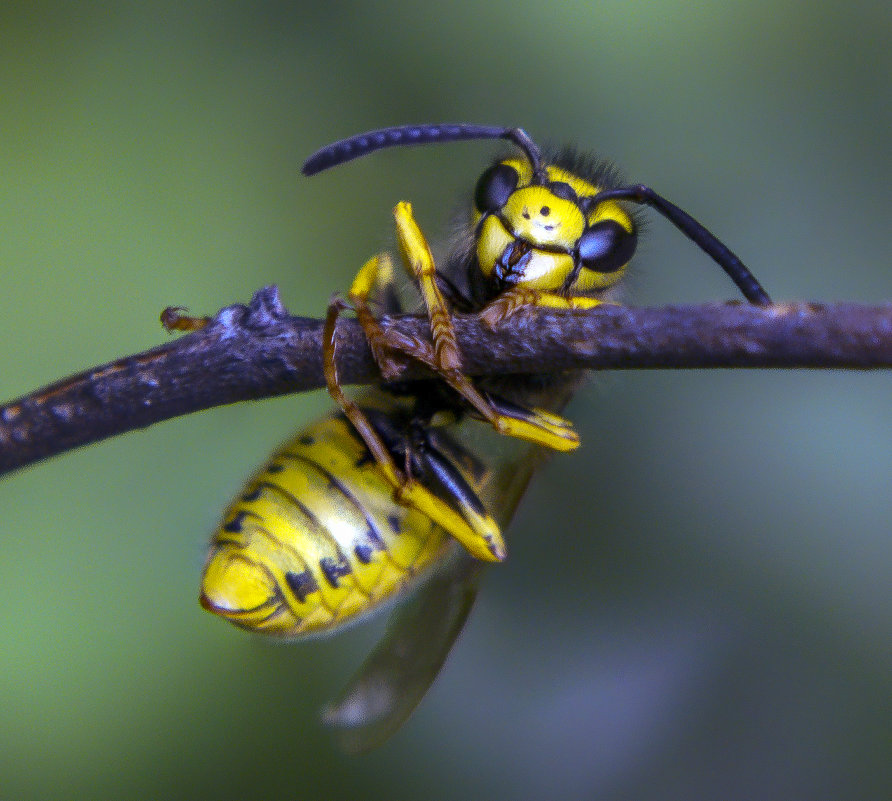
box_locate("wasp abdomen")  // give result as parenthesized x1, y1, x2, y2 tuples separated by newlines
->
(201, 413, 454, 638)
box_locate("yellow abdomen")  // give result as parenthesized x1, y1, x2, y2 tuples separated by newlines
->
(200, 413, 454, 638)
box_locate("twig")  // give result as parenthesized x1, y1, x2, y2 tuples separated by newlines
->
(0, 286, 889, 477)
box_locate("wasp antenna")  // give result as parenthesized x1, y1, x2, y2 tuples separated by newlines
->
(591, 185, 772, 305)
(302, 123, 546, 177)
(501, 127, 544, 179)
(301, 124, 506, 176)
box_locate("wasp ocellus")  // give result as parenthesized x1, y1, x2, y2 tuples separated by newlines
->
(191, 123, 771, 750)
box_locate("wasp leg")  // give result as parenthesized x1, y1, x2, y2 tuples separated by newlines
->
(323, 297, 506, 562)
(479, 392, 579, 451)
(389, 202, 579, 452)
(392, 201, 464, 371)
(351, 279, 577, 451)
(160, 306, 211, 332)
(347, 253, 442, 381)
(478, 288, 606, 330)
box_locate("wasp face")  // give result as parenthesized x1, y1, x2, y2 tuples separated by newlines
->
(473, 158, 637, 295)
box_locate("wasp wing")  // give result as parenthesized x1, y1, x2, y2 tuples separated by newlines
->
(321, 548, 484, 753)
(321, 416, 556, 752)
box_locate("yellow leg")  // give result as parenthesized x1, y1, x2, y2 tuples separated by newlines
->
(347, 252, 452, 381)
(393, 202, 464, 372)
(348, 251, 393, 299)
(478, 288, 605, 330)
(323, 297, 506, 562)
(390, 203, 579, 452)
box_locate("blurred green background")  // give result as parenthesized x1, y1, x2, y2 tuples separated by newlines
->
(1, 2, 889, 799)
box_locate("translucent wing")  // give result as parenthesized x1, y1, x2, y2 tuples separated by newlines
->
(321, 415, 558, 752)
(321, 548, 484, 753)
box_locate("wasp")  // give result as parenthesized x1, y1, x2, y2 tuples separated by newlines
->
(191, 123, 771, 751)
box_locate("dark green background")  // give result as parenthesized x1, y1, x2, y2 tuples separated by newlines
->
(1, 2, 889, 799)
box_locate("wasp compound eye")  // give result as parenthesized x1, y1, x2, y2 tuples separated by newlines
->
(577, 220, 638, 273)
(548, 181, 578, 203)
(474, 163, 519, 214)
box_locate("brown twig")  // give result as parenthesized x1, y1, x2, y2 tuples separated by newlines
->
(0, 286, 889, 477)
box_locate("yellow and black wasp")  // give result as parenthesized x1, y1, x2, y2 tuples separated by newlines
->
(192, 123, 771, 751)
